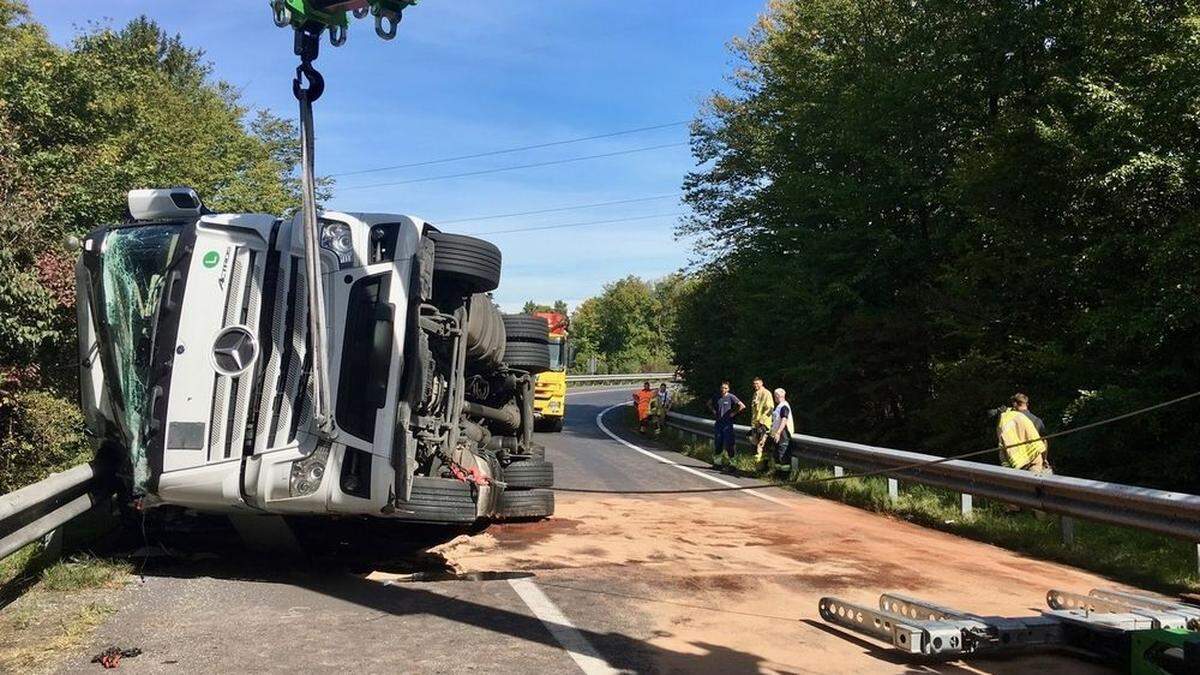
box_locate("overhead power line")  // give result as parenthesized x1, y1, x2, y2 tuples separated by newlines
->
(465, 212, 685, 236)
(330, 120, 690, 178)
(438, 194, 679, 225)
(338, 142, 690, 191)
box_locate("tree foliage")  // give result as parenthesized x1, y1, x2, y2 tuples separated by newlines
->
(521, 299, 568, 315)
(677, 0, 1200, 490)
(570, 275, 684, 373)
(0, 2, 311, 489)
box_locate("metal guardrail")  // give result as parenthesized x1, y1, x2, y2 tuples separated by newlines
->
(565, 372, 676, 386)
(665, 411, 1200, 544)
(0, 462, 109, 562)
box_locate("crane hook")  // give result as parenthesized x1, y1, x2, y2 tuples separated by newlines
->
(293, 62, 325, 102)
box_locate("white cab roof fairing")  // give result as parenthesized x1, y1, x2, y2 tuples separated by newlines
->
(196, 213, 278, 247)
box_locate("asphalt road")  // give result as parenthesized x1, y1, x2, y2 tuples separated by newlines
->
(51, 388, 1132, 674)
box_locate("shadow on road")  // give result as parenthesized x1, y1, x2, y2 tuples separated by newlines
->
(130, 541, 784, 673)
(127, 537, 1045, 674)
(296, 568, 784, 674)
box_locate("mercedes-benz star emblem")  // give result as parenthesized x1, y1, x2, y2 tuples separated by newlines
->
(212, 326, 258, 376)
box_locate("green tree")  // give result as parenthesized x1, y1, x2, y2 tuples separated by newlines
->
(521, 299, 569, 315)
(677, 0, 1200, 490)
(0, 3, 314, 489)
(570, 276, 680, 373)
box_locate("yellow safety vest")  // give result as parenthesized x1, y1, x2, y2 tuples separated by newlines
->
(752, 388, 773, 427)
(997, 409, 1047, 469)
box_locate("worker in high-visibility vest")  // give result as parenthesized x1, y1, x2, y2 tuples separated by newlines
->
(632, 381, 655, 434)
(649, 383, 672, 436)
(749, 377, 774, 463)
(996, 393, 1049, 472)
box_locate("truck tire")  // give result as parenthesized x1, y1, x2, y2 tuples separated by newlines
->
(503, 341, 550, 373)
(429, 231, 502, 294)
(502, 314, 550, 343)
(546, 416, 564, 433)
(494, 488, 554, 520)
(401, 476, 478, 523)
(502, 460, 554, 488)
(466, 294, 506, 369)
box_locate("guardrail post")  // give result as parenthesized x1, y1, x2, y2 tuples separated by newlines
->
(1060, 516, 1075, 546)
(960, 493, 973, 516)
(887, 478, 899, 502)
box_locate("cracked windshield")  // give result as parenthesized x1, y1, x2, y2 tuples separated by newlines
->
(100, 225, 180, 491)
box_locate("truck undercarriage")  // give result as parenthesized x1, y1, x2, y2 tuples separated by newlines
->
(75, 189, 555, 528)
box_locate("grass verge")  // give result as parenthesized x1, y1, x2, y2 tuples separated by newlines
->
(636, 413, 1199, 594)
(1, 544, 131, 672)
(38, 554, 132, 592)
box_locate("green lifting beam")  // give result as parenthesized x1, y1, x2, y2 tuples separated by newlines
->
(270, 0, 419, 44)
(1130, 629, 1200, 675)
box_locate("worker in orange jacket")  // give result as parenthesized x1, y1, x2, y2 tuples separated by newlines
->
(632, 381, 655, 434)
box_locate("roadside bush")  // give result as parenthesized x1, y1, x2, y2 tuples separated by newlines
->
(0, 388, 91, 493)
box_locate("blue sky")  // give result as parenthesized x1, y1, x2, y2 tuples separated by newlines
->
(26, 1, 762, 311)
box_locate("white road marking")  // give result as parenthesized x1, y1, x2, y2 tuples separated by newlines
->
(508, 577, 618, 675)
(595, 402, 795, 508)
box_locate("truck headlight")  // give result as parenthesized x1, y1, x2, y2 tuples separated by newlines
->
(320, 221, 354, 265)
(290, 444, 331, 497)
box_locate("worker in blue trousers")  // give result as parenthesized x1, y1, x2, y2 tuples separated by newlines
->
(707, 381, 745, 473)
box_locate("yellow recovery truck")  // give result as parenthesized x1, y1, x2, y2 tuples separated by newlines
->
(532, 311, 569, 432)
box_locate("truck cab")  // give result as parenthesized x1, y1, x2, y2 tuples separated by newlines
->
(532, 311, 569, 432)
(75, 188, 554, 525)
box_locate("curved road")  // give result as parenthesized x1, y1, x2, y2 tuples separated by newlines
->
(54, 388, 1126, 673)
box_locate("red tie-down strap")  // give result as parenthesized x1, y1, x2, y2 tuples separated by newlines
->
(447, 461, 492, 487)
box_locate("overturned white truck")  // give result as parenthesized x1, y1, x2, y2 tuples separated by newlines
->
(74, 188, 554, 526)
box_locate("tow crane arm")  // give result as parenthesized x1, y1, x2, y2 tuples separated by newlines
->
(267, 0, 418, 437)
